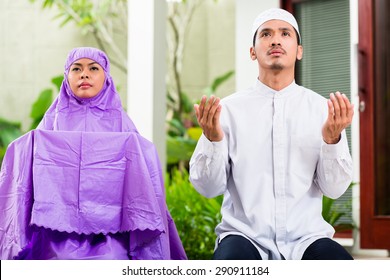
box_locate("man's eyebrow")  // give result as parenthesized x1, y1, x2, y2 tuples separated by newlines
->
(259, 28, 272, 33)
(259, 27, 294, 33)
(279, 27, 293, 32)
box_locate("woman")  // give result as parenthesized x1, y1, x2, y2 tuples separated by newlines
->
(0, 47, 187, 260)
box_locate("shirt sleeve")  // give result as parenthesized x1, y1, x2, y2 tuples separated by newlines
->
(189, 133, 230, 198)
(315, 130, 353, 199)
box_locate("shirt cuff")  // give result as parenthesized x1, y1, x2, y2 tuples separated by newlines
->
(199, 134, 225, 158)
(321, 134, 348, 159)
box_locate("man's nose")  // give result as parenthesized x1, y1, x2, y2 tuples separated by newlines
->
(271, 35, 282, 47)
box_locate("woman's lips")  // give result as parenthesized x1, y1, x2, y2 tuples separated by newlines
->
(79, 83, 92, 89)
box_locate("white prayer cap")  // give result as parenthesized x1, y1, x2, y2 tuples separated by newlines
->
(252, 8, 301, 44)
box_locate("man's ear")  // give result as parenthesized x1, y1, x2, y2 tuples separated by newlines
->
(250, 47, 257, 61)
(296, 45, 303, 61)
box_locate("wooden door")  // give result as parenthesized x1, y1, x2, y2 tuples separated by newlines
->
(359, 0, 390, 249)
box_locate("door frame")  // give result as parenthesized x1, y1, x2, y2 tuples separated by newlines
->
(359, 0, 390, 249)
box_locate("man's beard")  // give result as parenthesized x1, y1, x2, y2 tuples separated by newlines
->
(270, 63, 284, 70)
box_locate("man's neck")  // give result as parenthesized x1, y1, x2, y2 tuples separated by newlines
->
(258, 70, 295, 91)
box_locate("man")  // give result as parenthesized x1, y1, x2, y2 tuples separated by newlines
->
(189, 8, 354, 260)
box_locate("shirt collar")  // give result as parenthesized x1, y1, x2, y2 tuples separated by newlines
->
(254, 79, 298, 98)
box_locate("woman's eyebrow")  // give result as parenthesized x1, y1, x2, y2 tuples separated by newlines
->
(71, 62, 99, 67)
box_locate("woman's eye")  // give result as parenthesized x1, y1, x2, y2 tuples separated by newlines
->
(91, 66, 99, 71)
(71, 67, 81, 71)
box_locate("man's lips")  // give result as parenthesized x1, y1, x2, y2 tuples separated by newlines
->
(268, 49, 285, 56)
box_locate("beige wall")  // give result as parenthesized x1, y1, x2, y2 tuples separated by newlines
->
(0, 0, 234, 131)
(181, 0, 236, 100)
(0, 1, 127, 131)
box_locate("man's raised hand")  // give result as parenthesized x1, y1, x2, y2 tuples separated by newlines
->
(194, 95, 224, 142)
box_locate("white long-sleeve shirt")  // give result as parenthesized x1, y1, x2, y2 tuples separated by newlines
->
(189, 80, 353, 260)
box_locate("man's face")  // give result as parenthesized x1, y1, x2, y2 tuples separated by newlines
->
(67, 58, 105, 99)
(251, 19, 303, 71)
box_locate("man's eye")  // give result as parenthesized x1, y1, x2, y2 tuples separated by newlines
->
(283, 32, 290, 36)
(261, 32, 270, 37)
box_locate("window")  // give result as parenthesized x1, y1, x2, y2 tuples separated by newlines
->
(294, 0, 353, 230)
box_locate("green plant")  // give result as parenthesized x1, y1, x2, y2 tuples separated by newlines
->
(29, 75, 63, 130)
(0, 119, 23, 166)
(322, 182, 357, 232)
(0, 75, 62, 166)
(29, 0, 127, 73)
(165, 168, 222, 260)
(167, 0, 219, 121)
(166, 0, 231, 171)
(166, 70, 234, 169)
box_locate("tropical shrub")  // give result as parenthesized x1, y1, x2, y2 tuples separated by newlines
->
(166, 70, 234, 171)
(322, 182, 356, 232)
(165, 168, 222, 260)
(0, 75, 62, 166)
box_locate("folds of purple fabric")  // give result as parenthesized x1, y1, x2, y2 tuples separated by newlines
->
(0, 130, 187, 260)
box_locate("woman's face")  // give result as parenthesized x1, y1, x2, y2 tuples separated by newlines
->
(67, 58, 105, 99)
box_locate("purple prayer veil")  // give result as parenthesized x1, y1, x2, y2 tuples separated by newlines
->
(38, 47, 138, 132)
(0, 47, 187, 260)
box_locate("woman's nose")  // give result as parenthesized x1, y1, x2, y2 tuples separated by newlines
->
(81, 70, 89, 79)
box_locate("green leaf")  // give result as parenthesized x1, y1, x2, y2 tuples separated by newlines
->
(60, 16, 73, 27)
(42, 0, 55, 8)
(167, 118, 186, 136)
(165, 168, 222, 259)
(0, 147, 6, 161)
(204, 70, 235, 95)
(334, 223, 356, 232)
(79, 16, 94, 27)
(29, 89, 53, 130)
(166, 136, 197, 164)
(0, 129, 22, 146)
(0, 119, 22, 159)
(322, 182, 356, 232)
(30, 89, 53, 120)
(187, 127, 202, 141)
(0, 118, 21, 130)
(0, 126, 22, 147)
(211, 70, 234, 92)
(180, 92, 194, 113)
(167, 92, 176, 104)
(322, 195, 334, 221)
(329, 212, 344, 226)
(51, 75, 64, 92)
